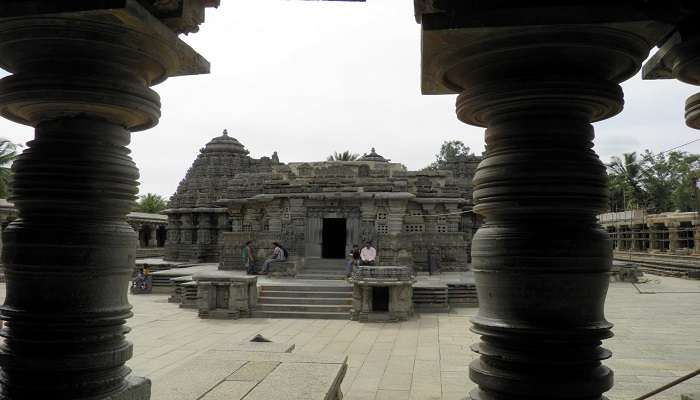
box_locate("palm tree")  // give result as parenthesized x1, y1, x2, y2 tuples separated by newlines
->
(0, 139, 19, 198)
(135, 193, 168, 214)
(327, 151, 359, 161)
(607, 152, 644, 209)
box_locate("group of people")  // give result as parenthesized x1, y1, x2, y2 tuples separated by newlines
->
(242, 240, 288, 275)
(241, 240, 378, 277)
(346, 241, 377, 277)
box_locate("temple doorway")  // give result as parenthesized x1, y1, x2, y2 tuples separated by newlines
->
(322, 218, 347, 259)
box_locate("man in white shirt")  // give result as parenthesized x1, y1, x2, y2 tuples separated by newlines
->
(360, 241, 377, 266)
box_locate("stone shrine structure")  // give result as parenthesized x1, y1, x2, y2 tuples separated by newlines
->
(0, 1, 699, 400)
(164, 131, 481, 272)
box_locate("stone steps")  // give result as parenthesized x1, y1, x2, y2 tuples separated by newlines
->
(259, 296, 352, 305)
(256, 303, 350, 313)
(299, 258, 348, 280)
(262, 290, 351, 298)
(251, 310, 350, 320)
(295, 273, 347, 280)
(254, 283, 352, 319)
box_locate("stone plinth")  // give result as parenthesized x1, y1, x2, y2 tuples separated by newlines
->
(267, 261, 297, 278)
(168, 276, 194, 303)
(350, 266, 415, 322)
(179, 281, 199, 309)
(194, 272, 258, 319)
(610, 263, 643, 283)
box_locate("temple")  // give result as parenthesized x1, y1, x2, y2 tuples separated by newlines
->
(164, 130, 481, 273)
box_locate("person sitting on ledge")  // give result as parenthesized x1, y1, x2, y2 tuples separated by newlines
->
(360, 240, 376, 266)
(260, 241, 287, 274)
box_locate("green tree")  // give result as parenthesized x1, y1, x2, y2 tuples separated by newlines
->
(0, 139, 20, 198)
(423, 140, 474, 170)
(327, 151, 359, 161)
(135, 193, 168, 214)
(639, 150, 700, 213)
(606, 150, 700, 213)
(606, 152, 644, 210)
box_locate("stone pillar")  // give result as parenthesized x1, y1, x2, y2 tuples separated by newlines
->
(230, 207, 243, 232)
(387, 200, 407, 234)
(181, 213, 194, 245)
(360, 200, 376, 242)
(0, 3, 213, 398)
(421, 203, 437, 233)
(631, 226, 641, 252)
(693, 222, 700, 254)
(267, 201, 283, 232)
(666, 222, 679, 254)
(147, 225, 157, 248)
(415, 8, 661, 399)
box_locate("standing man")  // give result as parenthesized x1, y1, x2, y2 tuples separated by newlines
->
(260, 241, 286, 274)
(346, 244, 361, 277)
(242, 240, 256, 275)
(360, 240, 377, 266)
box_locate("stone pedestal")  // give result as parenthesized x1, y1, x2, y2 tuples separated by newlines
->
(195, 272, 258, 319)
(350, 266, 415, 322)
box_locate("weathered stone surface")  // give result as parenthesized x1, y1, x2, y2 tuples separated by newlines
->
(226, 361, 280, 382)
(200, 381, 257, 400)
(195, 272, 257, 319)
(350, 266, 415, 322)
(242, 362, 346, 400)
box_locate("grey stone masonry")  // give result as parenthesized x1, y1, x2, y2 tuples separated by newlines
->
(195, 272, 258, 319)
(350, 266, 415, 322)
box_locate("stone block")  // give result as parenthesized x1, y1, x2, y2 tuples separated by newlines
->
(194, 272, 258, 319)
(106, 376, 151, 400)
(267, 261, 296, 278)
(226, 361, 280, 382)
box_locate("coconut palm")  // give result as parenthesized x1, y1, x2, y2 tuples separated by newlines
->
(326, 151, 359, 161)
(135, 193, 168, 214)
(607, 152, 644, 209)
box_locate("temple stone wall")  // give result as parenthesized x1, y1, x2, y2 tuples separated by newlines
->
(167, 134, 482, 271)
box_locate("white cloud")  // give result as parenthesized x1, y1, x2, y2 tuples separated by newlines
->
(1, 0, 698, 197)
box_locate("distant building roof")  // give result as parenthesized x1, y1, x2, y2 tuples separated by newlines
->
(358, 147, 389, 162)
(202, 129, 248, 155)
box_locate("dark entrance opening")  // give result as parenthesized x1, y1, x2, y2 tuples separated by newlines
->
(372, 287, 389, 312)
(322, 218, 346, 259)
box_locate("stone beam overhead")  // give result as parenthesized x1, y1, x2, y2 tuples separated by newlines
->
(642, 6, 700, 129)
(0, 1, 216, 399)
(414, 4, 675, 400)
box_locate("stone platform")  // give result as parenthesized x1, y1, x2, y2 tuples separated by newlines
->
(76, 273, 700, 400)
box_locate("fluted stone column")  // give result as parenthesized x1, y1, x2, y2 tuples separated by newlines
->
(0, 3, 213, 398)
(415, 6, 665, 398)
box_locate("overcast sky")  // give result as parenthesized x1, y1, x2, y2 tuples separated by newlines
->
(1, 0, 699, 199)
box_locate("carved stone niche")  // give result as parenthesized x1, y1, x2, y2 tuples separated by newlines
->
(350, 266, 415, 322)
(194, 272, 258, 319)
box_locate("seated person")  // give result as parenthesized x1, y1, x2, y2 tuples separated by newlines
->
(260, 242, 287, 274)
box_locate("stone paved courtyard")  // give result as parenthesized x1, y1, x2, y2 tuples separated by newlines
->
(7, 275, 694, 400)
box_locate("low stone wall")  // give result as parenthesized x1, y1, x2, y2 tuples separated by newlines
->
(377, 232, 470, 272)
(220, 231, 284, 270)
